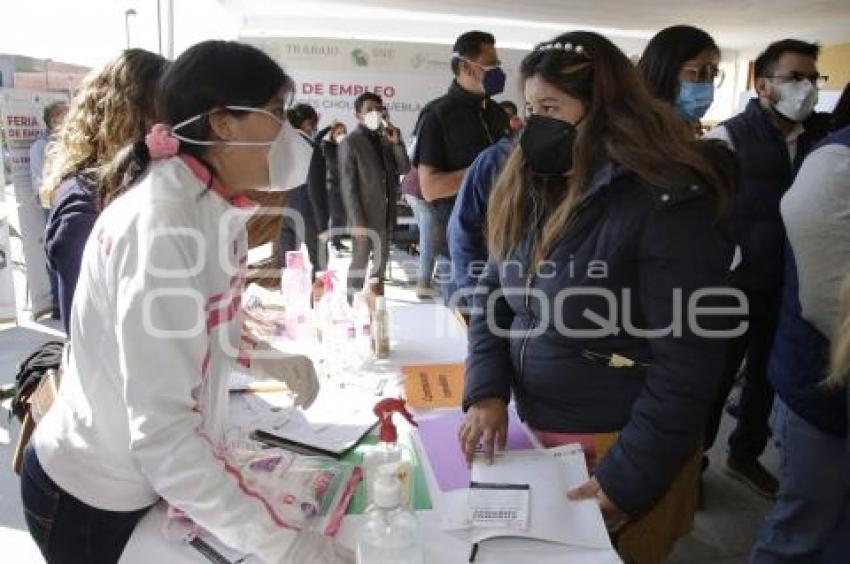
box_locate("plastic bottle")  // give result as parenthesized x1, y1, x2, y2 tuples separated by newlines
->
(366, 278, 384, 319)
(280, 250, 312, 340)
(315, 271, 354, 376)
(371, 297, 390, 359)
(363, 398, 417, 506)
(351, 290, 372, 363)
(356, 462, 424, 564)
(311, 274, 325, 309)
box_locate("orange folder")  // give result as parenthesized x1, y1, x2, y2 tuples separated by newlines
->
(402, 363, 465, 409)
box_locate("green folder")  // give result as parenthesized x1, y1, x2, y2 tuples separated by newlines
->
(342, 432, 433, 514)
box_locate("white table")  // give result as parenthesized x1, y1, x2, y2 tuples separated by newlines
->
(120, 302, 621, 564)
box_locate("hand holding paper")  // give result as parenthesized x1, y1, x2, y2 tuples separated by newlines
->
(568, 477, 629, 532)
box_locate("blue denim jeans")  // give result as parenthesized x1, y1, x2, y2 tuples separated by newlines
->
(428, 198, 458, 305)
(20, 444, 151, 563)
(750, 400, 850, 563)
(405, 194, 438, 285)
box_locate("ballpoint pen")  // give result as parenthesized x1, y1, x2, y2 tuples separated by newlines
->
(189, 536, 231, 564)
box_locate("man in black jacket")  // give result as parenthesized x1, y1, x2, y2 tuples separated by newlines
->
(322, 121, 349, 253)
(413, 30, 509, 298)
(279, 104, 331, 277)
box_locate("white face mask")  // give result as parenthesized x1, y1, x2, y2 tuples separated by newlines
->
(334, 133, 346, 144)
(772, 79, 818, 123)
(363, 110, 384, 131)
(171, 105, 312, 191)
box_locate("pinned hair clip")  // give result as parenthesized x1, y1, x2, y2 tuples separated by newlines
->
(535, 41, 590, 58)
(145, 123, 180, 160)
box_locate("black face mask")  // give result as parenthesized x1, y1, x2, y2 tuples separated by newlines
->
(519, 114, 577, 176)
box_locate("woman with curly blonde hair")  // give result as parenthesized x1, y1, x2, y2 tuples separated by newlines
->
(42, 48, 167, 333)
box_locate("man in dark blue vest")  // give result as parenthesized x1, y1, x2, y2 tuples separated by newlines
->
(704, 39, 832, 498)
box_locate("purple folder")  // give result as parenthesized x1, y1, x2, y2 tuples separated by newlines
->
(417, 408, 534, 491)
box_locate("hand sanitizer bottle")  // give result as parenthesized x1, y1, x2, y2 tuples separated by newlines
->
(356, 463, 424, 564)
(364, 398, 417, 506)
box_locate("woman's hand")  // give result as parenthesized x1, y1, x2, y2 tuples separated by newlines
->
(568, 478, 629, 532)
(458, 397, 508, 466)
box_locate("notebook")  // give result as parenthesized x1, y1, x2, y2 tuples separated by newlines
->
(416, 408, 534, 491)
(250, 386, 378, 458)
(441, 445, 613, 551)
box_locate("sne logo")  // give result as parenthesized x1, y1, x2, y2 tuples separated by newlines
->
(351, 48, 370, 68)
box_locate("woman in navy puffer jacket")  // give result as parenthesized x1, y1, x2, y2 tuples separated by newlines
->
(460, 31, 736, 562)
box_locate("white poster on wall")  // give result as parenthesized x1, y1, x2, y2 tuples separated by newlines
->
(0, 154, 14, 322)
(0, 87, 69, 319)
(243, 37, 529, 138)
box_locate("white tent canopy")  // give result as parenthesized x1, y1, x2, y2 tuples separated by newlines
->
(223, 0, 850, 55)
(3, 0, 848, 67)
(0, 0, 846, 126)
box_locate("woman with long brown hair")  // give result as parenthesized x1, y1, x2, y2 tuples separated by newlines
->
(459, 31, 735, 562)
(42, 48, 168, 333)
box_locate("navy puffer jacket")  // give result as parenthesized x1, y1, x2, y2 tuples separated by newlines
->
(464, 164, 735, 515)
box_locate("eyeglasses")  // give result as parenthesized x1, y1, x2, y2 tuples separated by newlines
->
(681, 64, 725, 88)
(455, 54, 502, 72)
(766, 72, 828, 89)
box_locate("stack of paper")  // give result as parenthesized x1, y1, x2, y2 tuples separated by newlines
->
(441, 444, 614, 553)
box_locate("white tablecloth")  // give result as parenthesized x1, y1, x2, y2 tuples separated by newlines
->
(120, 302, 621, 564)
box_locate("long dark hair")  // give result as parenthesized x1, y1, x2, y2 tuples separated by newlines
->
(108, 40, 294, 201)
(638, 25, 720, 105)
(488, 31, 733, 265)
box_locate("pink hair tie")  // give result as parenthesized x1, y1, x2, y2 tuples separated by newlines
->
(145, 123, 180, 160)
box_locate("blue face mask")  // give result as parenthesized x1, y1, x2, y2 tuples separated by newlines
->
(482, 66, 507, 97)
(674, 81, 714, 122)
(456, 55, 506, 97)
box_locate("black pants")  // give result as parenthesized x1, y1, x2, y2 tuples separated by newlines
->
(705, 288, 780, 462)
(328, 183, 347, 246)
(20, 444, 150, 563)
